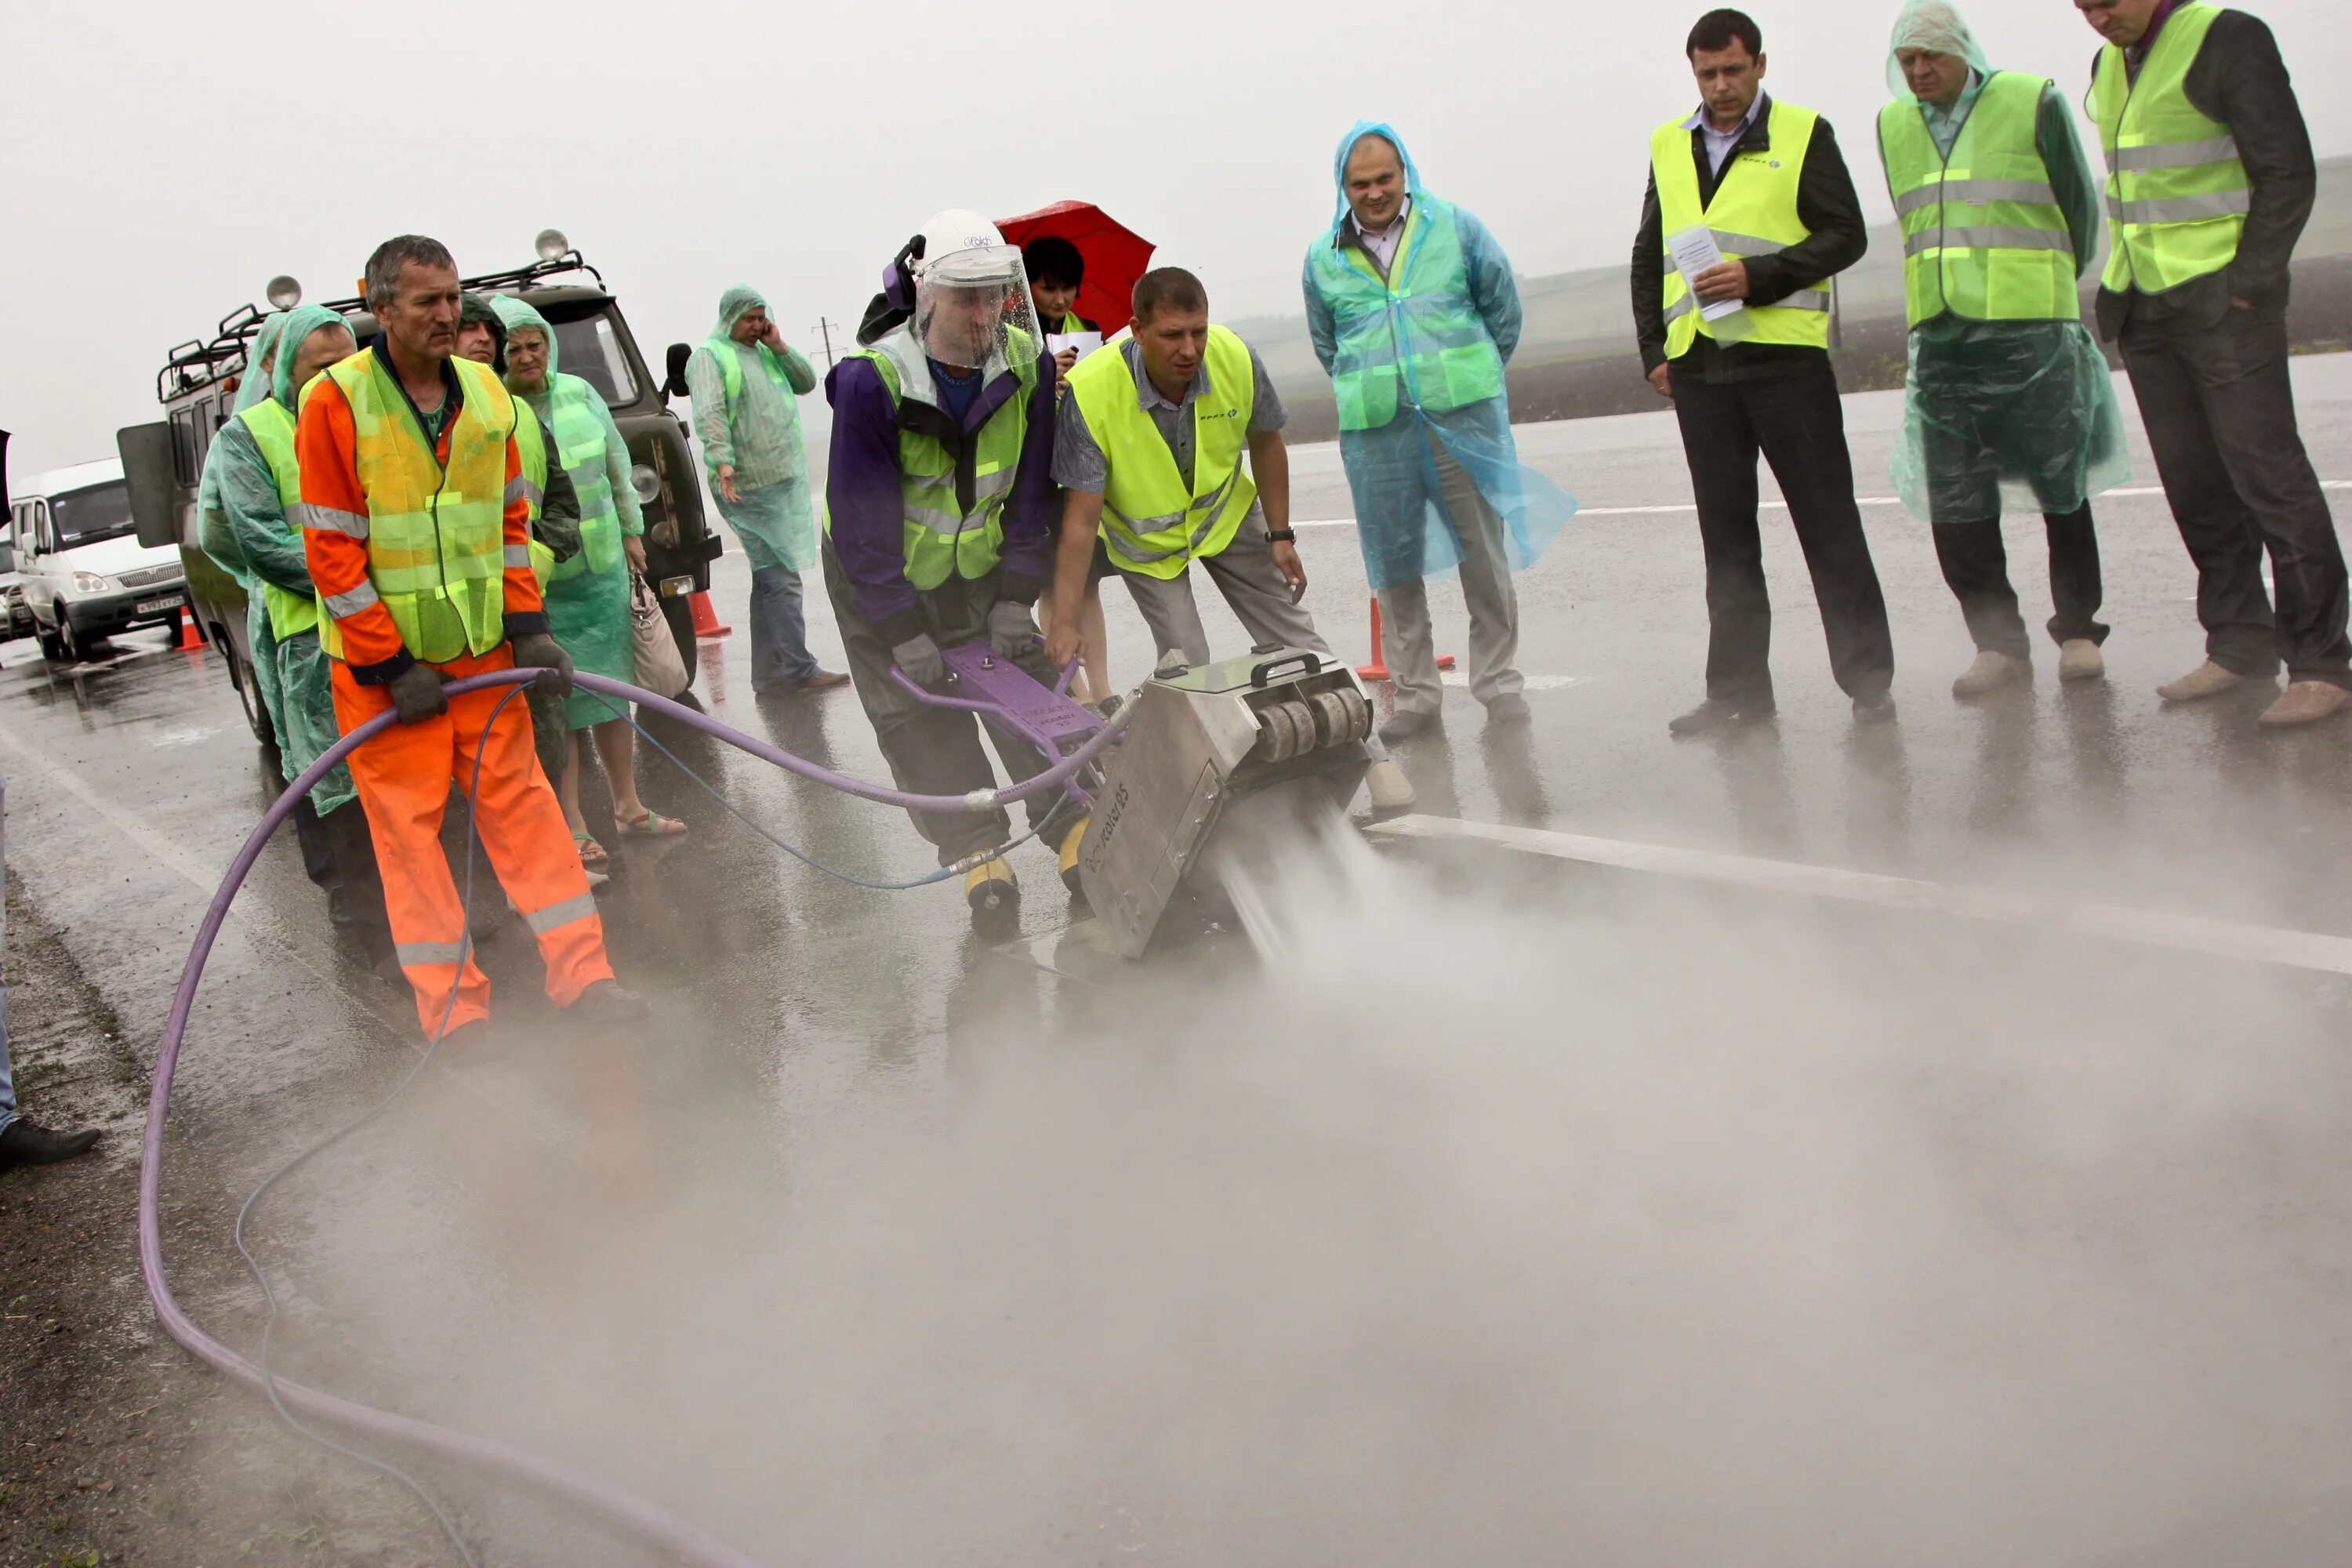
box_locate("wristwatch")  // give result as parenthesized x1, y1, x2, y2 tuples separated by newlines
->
(1265, 528, 1296, 543)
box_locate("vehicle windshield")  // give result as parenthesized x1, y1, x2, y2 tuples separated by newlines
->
(550, 310, 641, 408)
(50, 481, 135, 549)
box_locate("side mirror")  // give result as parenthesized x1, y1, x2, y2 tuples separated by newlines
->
(663, 343, 693, 401)
(117, 422, 180, 550)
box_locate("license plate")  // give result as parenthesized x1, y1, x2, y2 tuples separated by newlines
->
(136, 597, 179, 616)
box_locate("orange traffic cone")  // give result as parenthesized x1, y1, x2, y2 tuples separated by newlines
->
(176, 604, 205, 651)
(1352, 595, 1452, 682)
(688, 589, 732, 639)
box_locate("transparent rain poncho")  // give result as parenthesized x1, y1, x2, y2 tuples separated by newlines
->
(685, 285, 820, 573)
(1882, 0, 2129, 522)
(1302, 120, 1574, 590)
(491, 294, 645, 729)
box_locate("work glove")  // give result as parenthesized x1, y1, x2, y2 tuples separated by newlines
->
(988, 599, 1039, 660)
(892, 632, 946, 689)
(510, 632, 575, 699)
(387, 662, 448, 726)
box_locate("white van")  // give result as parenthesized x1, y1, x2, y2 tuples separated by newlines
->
(9, 459, 188, 661)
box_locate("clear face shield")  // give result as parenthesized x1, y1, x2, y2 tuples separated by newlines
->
(912, 243, 1042, 377)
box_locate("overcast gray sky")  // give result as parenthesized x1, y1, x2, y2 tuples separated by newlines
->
(5, 0, 2344, 476)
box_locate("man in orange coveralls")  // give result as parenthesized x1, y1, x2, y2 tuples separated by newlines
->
(297, 234, 645, 1044)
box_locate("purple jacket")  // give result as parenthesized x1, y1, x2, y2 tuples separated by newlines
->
(823, 348, 1058, 644)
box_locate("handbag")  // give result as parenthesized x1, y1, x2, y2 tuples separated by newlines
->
(628, 574, 692, 700)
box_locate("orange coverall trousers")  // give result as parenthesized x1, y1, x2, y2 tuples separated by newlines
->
(330, 646, 613, 1034)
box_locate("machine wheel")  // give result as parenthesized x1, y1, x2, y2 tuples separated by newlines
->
(36, 624, 65, 662)
(54, 609, 87, 662)
(223, 632, 274, 745)
(659, 592, 699, 687)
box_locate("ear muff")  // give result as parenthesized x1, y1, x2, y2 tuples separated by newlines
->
(881, 233, 927, 314)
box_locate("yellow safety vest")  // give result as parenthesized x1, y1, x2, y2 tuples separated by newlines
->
(513, 408, 557, 588)
(1065, 327, 1258, 580)
(2089, 2, 2249, 295)
(235, 399, 319, 641)
(310, 351, 521, 664)
(1878, 72, 2078, 325)
(1650, 97, 1833, 355)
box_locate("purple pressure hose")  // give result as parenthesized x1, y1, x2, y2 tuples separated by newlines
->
(139, 668, 1131, 1566)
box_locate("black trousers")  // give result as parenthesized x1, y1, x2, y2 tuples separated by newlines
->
(2118, 299, 2350, 685)
(1671, 358, 1894, 703)
(1932, 508, 2109, 659)
(821, 547, 1060, 867)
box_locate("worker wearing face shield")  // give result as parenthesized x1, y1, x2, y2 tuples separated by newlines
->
(822, 210, 1085, 930)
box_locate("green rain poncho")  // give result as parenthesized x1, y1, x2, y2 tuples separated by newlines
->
(490, 296, 644, 730)
(685, 285, 818, 574)
(1880, 0, 2129, 523)
(198, 312, 292, 767)
(214, 303, 359, 811)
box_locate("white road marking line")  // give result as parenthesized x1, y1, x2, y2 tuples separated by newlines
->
(1294, 479, 2352, 528)
(1368, 815, 2352, 978)
(1438, 673, 1587, 691)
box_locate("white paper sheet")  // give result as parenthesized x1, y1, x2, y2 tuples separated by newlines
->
(1666, 225, 1750, 324)
(1048, 331, 1105, 361)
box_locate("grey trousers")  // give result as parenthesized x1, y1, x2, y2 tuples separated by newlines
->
(1117, 521, 1388, 758)
(1377, 441, 1523, 719)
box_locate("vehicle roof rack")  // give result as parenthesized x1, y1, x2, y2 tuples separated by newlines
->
(155, 250, 608, 405)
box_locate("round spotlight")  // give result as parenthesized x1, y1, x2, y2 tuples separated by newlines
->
(265, 275, 303, 310)
(630, 463, 660, 504)
(534, 228, 569, 263)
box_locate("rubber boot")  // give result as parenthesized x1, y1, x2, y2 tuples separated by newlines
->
(1057, 815, 1090, 896)
(965, 858, 1020, 935)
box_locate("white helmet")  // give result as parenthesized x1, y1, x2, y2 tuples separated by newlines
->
(911, 209, 1024, 286)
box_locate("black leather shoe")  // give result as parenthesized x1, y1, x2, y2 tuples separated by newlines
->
(1668, 696, 1775, 737)
(1852, 689, 1898, 724)
(1378, 708, 1442, 744)
(0, 1119, 100, 1169)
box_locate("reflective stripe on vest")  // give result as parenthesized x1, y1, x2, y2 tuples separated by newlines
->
(513, 408, 557, 589)
(236, 399, 321, 642)
(1304, 196, 1507, 433)
(1065, 327, 1261, 582)
(2090, 2, 2248, 294)
(1650, 98, 1833, 354)
(540, 376, 622, 581)
(310, 351, 515, 664)
(826, 327, 1035, 590)
(1878, 72, 2079, 325)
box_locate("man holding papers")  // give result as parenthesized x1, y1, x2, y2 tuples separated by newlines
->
(1632, 7, 1895, 734)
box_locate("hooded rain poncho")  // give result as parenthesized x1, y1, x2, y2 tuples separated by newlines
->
(1301, 122, 1573, 591)
(1880, 0, 2129, 522)
(212, 303, 360, 810)
(687, 285, 819, 575)
(491, 296, 645, 730)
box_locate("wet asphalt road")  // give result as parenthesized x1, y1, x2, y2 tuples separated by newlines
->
(4, 356, 2351, 1564)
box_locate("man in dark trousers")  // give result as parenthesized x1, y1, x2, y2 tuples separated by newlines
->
(2077, 0, 2347, 726)
(1633, 7, 1894, 735)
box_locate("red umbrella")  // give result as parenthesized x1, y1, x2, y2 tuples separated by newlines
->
(996, 201, 1156, 336)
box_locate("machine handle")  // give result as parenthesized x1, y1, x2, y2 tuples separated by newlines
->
(1248, 652, 1322, 688)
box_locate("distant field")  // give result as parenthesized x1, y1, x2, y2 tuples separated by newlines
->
(1258, 155, 2352, 444)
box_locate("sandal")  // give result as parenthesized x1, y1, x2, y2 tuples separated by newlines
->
(572, 830, 610, 866)
(613, 809, 688, 840)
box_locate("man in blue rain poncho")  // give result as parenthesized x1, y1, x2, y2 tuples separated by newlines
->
(687, 286, 847, 698)
(491, 296, 687, 865)
(1303, 121, 1574, 743)
(211, 303, 396, 966)
(1877, 0, 2126, 698)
